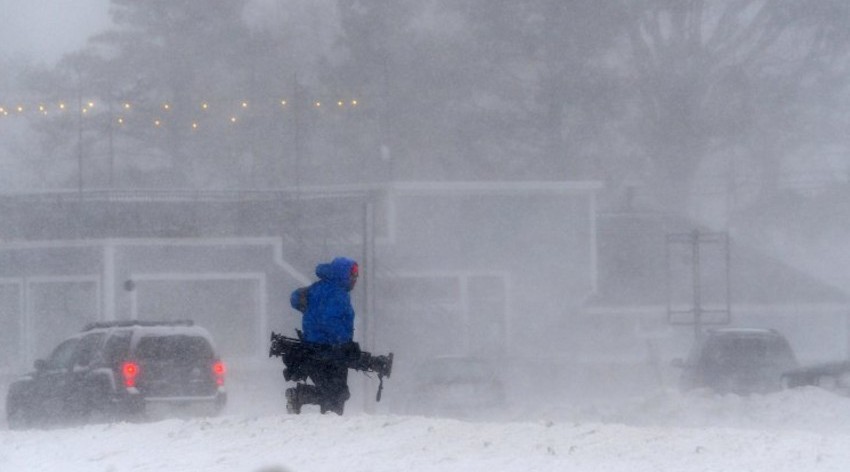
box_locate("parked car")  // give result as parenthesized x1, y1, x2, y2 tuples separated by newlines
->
(406, 356, 506, 419)
(781, 360, 850, 395)
(5, 320, 227, 429)
(672, 328, 798, 395)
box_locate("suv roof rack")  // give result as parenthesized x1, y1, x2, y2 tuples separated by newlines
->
(82, 320, 195, 331)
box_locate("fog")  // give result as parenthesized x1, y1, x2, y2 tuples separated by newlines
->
(1, 0, 850, 426)
(0, 0, 110, 64)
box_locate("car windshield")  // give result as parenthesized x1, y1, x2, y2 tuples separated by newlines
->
(135, 335, 214, 363)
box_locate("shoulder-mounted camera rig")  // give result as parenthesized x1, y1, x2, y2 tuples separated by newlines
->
(269, 331, 393, 401)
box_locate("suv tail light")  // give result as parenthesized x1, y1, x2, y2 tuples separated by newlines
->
(212, 361, 226, 386)
(122, 361, 140, 388)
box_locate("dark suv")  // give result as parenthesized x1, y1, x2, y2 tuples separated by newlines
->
(5, 320, 227, 429)
(673, 328, 798, 395)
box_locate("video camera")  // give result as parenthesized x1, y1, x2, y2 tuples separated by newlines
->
(269, 331, 393, 400)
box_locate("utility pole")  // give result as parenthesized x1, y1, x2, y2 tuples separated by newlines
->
(77, 71, 84, 197)
(361, 196, 376, 413)
(107, 92, 115, 187)
(291, 73, 304, 251)
(293, 72, 302, 193)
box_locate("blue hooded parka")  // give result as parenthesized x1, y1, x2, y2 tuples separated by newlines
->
(290, 257, 357, 345)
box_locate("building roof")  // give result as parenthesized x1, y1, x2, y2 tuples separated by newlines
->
(586, 211, 849, 310)
(0, 181, 604, 203)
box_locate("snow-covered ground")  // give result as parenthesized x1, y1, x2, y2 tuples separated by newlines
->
(4, 385, 850, 471)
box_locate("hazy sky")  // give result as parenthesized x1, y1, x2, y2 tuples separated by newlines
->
(0, 0, 111, 64)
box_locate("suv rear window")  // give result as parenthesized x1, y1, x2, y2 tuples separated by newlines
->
(135, 335, 214, 363)
(703, 335, 795, 367)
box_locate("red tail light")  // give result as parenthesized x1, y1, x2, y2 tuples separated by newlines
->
(212, 361, 226, 386)
(122, 362, 139, 388)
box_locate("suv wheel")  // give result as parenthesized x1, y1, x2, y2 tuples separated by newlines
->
(83, 381, 117, 424)
(6, 397, 31, 430)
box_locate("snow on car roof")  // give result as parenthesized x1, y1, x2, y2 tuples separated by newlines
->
(82, 320, 195, 331)
(81, 320, 217, 349)
(708, 327, 781, 335)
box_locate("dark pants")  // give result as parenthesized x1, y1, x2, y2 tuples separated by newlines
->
(310, 360, 350, 414)
(298, 348, 351, 415)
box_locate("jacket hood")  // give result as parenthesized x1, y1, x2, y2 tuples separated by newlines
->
(315, 257, 358, 288)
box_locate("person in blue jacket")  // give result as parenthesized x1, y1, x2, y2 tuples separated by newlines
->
(286, 257, 359, 415)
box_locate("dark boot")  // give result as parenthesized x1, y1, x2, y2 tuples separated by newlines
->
(320, 401, 345, 416)
(287, 383, 320, 414)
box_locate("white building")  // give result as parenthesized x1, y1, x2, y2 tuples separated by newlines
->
(0, 182, 603, 383)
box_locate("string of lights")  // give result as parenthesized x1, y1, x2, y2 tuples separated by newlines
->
(0, 97, 362, 130)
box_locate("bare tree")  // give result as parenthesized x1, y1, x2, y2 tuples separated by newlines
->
(625, 0, 850, 210)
